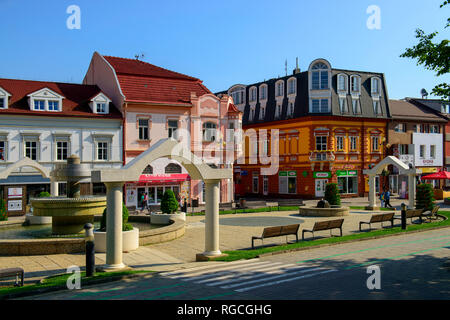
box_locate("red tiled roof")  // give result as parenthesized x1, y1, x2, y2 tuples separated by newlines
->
(0, 78, 122, 119)
(103, 55, 211, 104)
(227, 103, 241, 114)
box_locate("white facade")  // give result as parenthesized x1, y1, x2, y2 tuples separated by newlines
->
(0, 115, 122, 187)
(412, 133, 443, 167)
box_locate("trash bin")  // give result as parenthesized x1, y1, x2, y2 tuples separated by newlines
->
(239, 198, 246, 208)
(192, 198, 199, 207)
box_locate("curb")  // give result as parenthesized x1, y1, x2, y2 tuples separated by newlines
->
(258, 220, 450, 258)
(0, 271, 152, 300)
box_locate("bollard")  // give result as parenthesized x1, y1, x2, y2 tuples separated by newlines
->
(84, 223, 95, 277)
(401, 203, 407, 230)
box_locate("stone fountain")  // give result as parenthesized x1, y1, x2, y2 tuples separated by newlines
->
(31, 155, 106, 235)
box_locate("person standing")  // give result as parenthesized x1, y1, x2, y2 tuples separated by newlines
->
(379, 190, 385, 208)
(384, 189, 393, 208)
(143, 192, 149, 212)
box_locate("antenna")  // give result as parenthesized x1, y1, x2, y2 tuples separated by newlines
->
(421, 88, 428, 99)
(134, 53, 145, 61)
(285, 59, 288, 76)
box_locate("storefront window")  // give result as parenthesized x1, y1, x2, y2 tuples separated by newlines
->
(157, 187, 164, 203)
(337, 170, 358, 194)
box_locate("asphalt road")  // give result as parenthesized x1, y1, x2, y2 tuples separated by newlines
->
(25, 228, 450, 300)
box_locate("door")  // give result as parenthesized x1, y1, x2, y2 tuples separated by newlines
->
(315, 179, 328, 198)
(263, 176, 269, 196)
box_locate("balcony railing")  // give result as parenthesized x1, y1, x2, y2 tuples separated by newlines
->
(309, 151, 335, 162)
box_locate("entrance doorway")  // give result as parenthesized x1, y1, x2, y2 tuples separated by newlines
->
(315, 179, 328, 198)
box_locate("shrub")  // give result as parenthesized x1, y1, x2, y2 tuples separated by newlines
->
(160, 189, 179, 214)
(0, 199, 7, 221)
(100, 203, 132, 232)
(38, 191, 51, 198)
(324, 183, 341, 206)
(416, 183, 435, 211)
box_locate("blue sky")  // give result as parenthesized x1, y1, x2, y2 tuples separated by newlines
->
(0, 0, 448, 99)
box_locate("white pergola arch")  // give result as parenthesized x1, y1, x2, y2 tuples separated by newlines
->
(91, 138, 232, 270)
(363, 156, 421, 210)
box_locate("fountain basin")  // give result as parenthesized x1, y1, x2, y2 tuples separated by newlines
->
(31, 196, 106, 235)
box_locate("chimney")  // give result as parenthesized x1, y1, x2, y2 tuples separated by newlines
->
(293, 57, 301, 74)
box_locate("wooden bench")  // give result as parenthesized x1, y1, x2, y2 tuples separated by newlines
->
(0, 268, 24, 287)
(359, 213, 395, 231)
(422, 206, 440, 222)
(394, 209, 425, 224)
(252, 224, 300, 249)
(302, 219, 344, 240)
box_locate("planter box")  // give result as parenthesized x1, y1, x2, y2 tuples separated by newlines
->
(150, 212, 186, 225)
(94, 228, 139, 253)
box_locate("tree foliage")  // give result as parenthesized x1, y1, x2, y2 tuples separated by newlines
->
(325, 183, 341, 206)
(161, 189, 179, 214)
(400, 1, 449, 100)
(0, 199, 7, 221)
(416, 183, 435, 211)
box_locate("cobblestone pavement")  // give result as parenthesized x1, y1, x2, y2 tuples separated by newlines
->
(1, 197, 449, 285)
(25, 228, 450, 300)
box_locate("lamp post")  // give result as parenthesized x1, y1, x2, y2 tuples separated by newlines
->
(84, 223, 95, 277)
(401, 203, 407, 230)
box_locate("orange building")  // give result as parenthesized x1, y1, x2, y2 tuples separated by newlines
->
(219, 59, 390, 199)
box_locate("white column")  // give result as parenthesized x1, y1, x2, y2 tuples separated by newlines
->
(50, 179, 59, 197)
(408, 173, 416, 209)
(104, 181, 126, 270)
(368, 174, 377, 208)
(202, 179, 221, 256)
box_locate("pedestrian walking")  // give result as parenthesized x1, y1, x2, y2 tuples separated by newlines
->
(384, 189, 393, 208)
(143, 192, 149, 212)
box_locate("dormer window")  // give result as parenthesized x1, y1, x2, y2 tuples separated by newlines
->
(0, 87, 11, 109)
(337, 74, 348, 92)
(350, 75, 361, 93)
(275, 81, 284, 97)
(287, 102, 295, 118)
(249, 87, 257, 102)
(260, 106, 266, 120)
(34, 100, 45, 110)
(287, 78, 296, 95)
(371, 77, 381, 95)
(96, 103, 107, 114)
(90, 93, 111, 114)
(28, 88, 64, 112)
(259, 84, 268, 101)
(229, 86, 245, 105)
(275, 104, 282, 119)
(311, 62, 329, 90)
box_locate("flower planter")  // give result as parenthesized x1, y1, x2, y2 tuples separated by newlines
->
(93, 228, 139, 253)
(150, 212, 186, 225)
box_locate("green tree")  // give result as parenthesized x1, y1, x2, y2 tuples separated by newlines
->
(325, 183, 341, 206)
(38, 191, 51, 198)
(0, 199, 7, 221)
(100, 204, 132, 232)
(416, 183, 435, 211)
(161, 189, 179, 214)
(400, 1, 449, 100)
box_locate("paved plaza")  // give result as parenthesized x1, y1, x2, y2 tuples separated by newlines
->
(0, 197, 449, 287)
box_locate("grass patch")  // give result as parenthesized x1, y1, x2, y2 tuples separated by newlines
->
(189, 206, 299, 216)
(0, 270, 152, 299)
(349, 206, 395, 211)
(212, 211, 450, 262)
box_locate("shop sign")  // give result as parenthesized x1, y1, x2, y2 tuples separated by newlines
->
(279, 171, 287, 177)
(241, 170, 248, 176)
(313, 172, 331, 179)
(288, 171, 297, 177)
(337, 170, 358, 177)
(8, 187, 22, 198)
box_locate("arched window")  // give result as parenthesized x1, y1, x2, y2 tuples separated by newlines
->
(311, 62, 329, 90)
(337, 74, 348, 92)
(142, 165, 153, 174)
(229, 86, 246, 105)
(249, 87, 257, 102)
(165, 163, 182, 174)
(275, 80, 284, 97)
(259, 84, 268, 101)
(371, 77, 381, 95)
(203, 122, 217, 142)
(287, 78, 296, 95)
(350, 75, 361, 93)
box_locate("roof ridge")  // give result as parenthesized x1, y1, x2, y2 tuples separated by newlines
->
(102, 55, 200, 81)
(0, 77, 98, 88)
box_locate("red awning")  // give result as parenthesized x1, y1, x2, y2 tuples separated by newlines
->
(136, 174, 190, 184)
(422, 171, 450, 180)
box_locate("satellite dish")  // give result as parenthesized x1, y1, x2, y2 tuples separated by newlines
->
(421, 88, 428, 99)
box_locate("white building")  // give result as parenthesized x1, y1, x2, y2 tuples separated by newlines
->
(0, 78, 122, 216)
